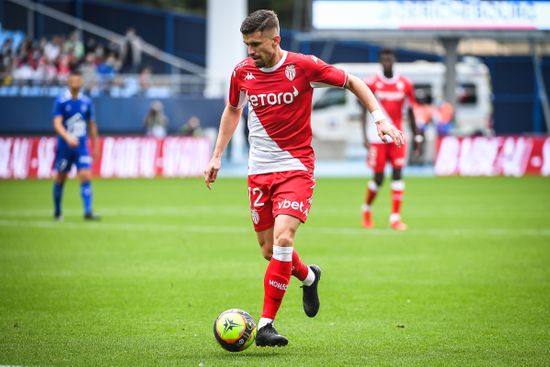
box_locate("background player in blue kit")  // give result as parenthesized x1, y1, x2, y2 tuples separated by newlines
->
(52, 70, 100, 220)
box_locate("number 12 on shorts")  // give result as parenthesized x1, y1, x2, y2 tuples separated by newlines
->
(248, 187, 265, 207)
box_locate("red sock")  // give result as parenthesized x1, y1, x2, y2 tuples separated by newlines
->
(391, 180, 405, 215)
(365, 180, 379, 206)
(291, 250, 309, 281)
(261, 246, 292, 320)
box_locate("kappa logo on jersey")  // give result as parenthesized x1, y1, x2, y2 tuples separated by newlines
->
(310, 55, 318, 64)
(244, 72, 255, 81)
(248, 86, 299, 107)
(285, 64, 296, 81)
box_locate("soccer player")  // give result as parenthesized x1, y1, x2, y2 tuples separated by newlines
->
(52, 70, 100, 221)
(361, 48, 421, 231)
(204, 10, 404, 347)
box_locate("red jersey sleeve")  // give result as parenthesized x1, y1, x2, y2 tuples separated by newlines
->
(365, 75, 377, 92)
(302, 54, 348, 88)
(228, 61, 247, 108)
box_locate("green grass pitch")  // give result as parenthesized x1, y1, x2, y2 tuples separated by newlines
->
(0, 176, 549, 366)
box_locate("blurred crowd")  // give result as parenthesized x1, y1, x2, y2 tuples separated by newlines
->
(0, 28, 148, 94)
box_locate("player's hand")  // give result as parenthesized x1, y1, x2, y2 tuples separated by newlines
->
(203, 157, 221, 190)
(363, 140, 370, 150)
(376, 120, 405, 147)
(66, 135, 79, 147)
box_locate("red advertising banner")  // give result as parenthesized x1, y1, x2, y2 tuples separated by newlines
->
(435, 136, 550, 176)
(0, 136, 212, 179)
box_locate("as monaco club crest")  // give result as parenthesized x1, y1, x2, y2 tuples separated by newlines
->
(251, 209, 260, 224)
(285, 65, 296, 81)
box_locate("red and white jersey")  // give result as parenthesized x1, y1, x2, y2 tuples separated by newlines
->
(229, 51, 348, 175)
(365, 73, 416, 143)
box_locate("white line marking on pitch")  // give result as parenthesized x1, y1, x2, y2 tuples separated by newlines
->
(0, 219, 549, 237)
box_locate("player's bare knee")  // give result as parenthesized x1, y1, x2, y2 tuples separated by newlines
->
(274, 231, 295, 247)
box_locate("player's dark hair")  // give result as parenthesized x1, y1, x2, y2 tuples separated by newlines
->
(379, 48, 395, 58)
(69, 68, 82, 77)
(240, 10, 280, 35)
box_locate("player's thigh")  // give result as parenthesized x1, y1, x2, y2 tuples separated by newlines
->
(247, 174, 274, 232)
(389, 143, 407, 169)
(368, 144, 387, 173)
(271, 171, 315, 225)
(54, 171, 69, 184)
(273, 214, 302, 247)
(76, 149, 93, 177)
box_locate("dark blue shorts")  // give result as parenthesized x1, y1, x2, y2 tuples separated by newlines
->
(54, 140, 92, 173)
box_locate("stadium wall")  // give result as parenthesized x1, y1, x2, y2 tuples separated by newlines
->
(0, 96, 224, 135)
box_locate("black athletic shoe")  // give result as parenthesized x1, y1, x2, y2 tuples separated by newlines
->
(84, 212, 101, 221)
(302, 265, 321, 318)
(54, 213, 63, 221)
(255, 323, 288, 347)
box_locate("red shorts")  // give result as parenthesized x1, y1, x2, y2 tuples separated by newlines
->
(247, 170, 315, 232)
(367, 143, 407, 173)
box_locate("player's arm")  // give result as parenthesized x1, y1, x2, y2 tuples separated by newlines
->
(53, 115, 78, 147)
(203, 104, 243, 190)
(405, 82, 422, 155)
(89, 120, 100, 160)
(345, 74, 405, 146)
(360, 104, 369, 149)
(408, 106, 422, 155)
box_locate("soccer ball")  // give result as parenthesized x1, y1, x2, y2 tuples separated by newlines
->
(213, 309, 256, 352)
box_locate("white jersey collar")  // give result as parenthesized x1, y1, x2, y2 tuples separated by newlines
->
(260, 50, 288, 73)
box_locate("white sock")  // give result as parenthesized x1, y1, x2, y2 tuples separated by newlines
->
(362, 203, 371, 212)
(272, 245, 293, 262)
(258, 317, 273, 330)
(390, 213, 401, 223)
(302, 266, 315, 287)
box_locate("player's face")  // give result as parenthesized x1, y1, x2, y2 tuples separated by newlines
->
(243, 30, 280, 68)
(379, 53, 395, 75)
(67, 74, 82, 91)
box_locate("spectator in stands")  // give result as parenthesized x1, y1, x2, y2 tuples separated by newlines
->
(57, 53, 73, 84)
(144, 100, 168, 138)
(35, 57, 57, 85)
(80, 53, 99, 93)
(96, 53, 117, 91)
(138, 65, 152, 93)
(0, 38, 14, 83)
(120, 27, 143, 74)
(180, 115, 203, 137)
(64, 30, 85, 60)
(85, 37, 98, 55)
(44, 35, 62, 63)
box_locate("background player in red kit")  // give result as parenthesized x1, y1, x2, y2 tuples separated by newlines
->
(204, 10, 404, 347)
(361, 48, 421, 231)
